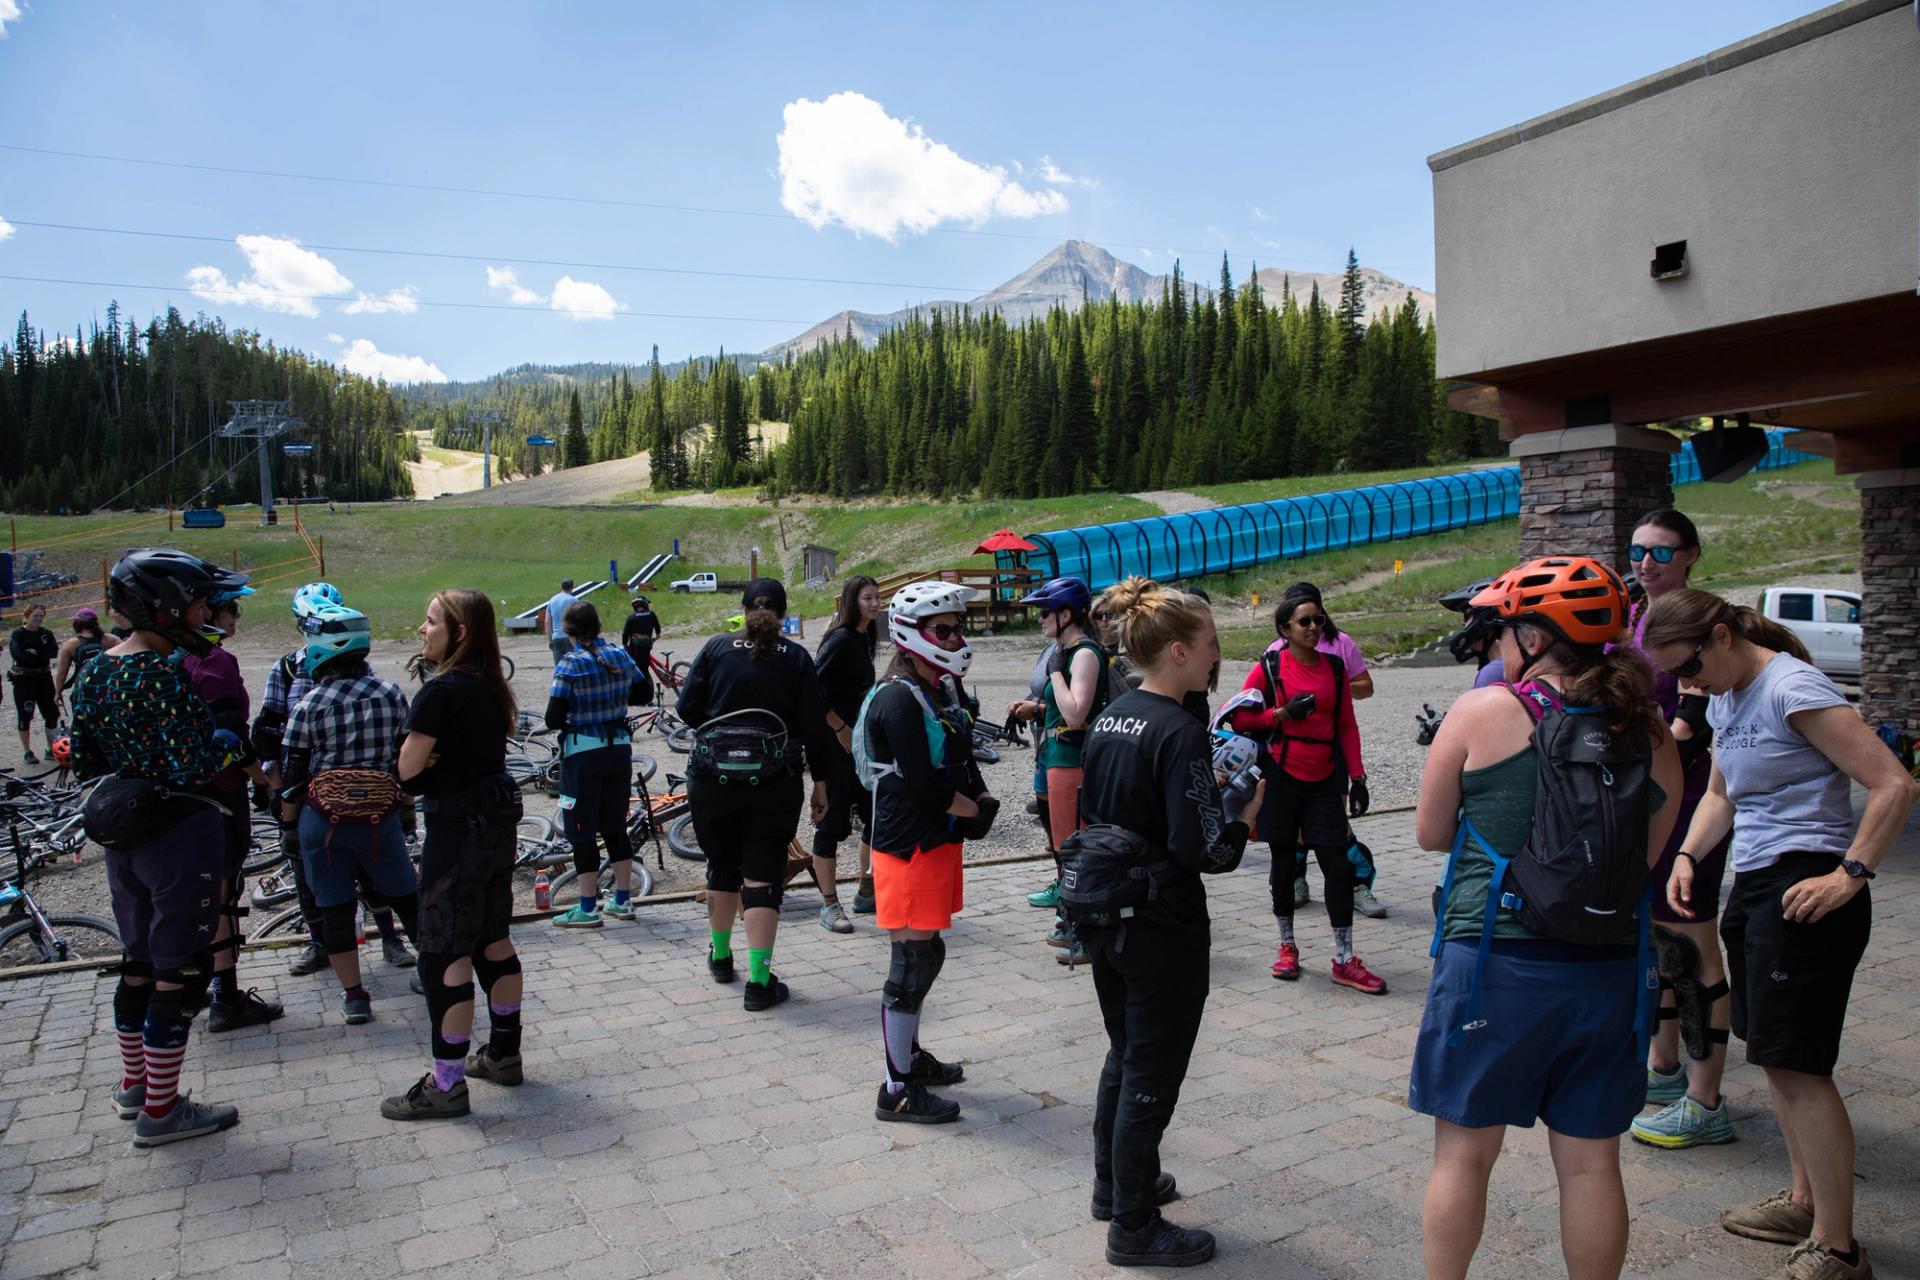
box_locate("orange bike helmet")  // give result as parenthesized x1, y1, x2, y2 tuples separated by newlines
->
(1468, 556, 1628, 648)
(50, 737, 72, 766)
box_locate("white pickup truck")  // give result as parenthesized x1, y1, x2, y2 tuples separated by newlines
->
(1759, 586, 1861, 680)
(669, 571, 718, 594)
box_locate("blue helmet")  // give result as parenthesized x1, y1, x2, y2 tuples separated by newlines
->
(300, 604, 371, 676)
(292, 581, 343, 621)
(1018, 576, 1092, 614)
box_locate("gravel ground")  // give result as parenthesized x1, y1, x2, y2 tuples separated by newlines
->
(8, 628, 1479, 931)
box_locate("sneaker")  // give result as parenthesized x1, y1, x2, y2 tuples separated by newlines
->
(1105, 1211, 1216, 1268)
(1776, 1239, 1874, 1280)
(1292, 876, 1310, 908)
(552, 904, 603, 929)
(21, 750, 37, 765)
(381, 935, 417, 968)
(112, 1081, 145, 1120)
(287, 943, 329, 976)
(1722, 1190, 1816, 1246)
(707, 947, 735, 984)
(1044, 920, 1072, 948)
(818, 901, 854, 934)
(851, 889, 876, 915)
(874, 1081, 960, 1125)
(410, 972, 424, 996)
(1024, 796, 1045, 817)
(1056, 937, 1089, 967)
(1271, 942, 1301, 981)
(906, 1049, 965, 1087)
(603, 898, 637, 921)
(207, 988, 284, 1033)
(132, 1096, 240, 1148)
(1092, 1172, 1179, 1222)
(743, 977, 790, 1012)
(466, 1045, 524, 1087)
(1353, 886, 1388, 919)
(1645, 1062, 1689, 1106)
(379, 1074, 471, 1121)
(1028, 882, 1061, 910)
(1331, 957, 1387, 994)
(342, 989, 373, 1024)
(1631, 1095, 1736, 1149)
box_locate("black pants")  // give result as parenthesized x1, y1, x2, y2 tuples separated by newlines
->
(1090, 924, 1210, 1224)
(11, 672, 55, 733)
(811, 746, 864, 860)
(558, 743, 635, 877)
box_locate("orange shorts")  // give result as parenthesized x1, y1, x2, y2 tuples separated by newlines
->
(873, 842, 964, 931)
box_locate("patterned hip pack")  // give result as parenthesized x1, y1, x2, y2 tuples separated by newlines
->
(305, 769, 404, 852)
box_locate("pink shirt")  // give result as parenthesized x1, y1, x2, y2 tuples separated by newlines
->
(1262, 629, 1367, 675)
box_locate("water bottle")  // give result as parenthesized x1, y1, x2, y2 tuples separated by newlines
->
(1210, 730, 1264, 823)
(354, 903, 366, 946)
(533, 869, 552, 912)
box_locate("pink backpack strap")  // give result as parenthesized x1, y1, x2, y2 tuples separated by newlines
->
(1505, 679, 1561, 723)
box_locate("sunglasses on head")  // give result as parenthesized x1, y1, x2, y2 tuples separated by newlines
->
(1629, 544, 1679, 564)
(1668, 640, 1707, 680)
(1292, 614, 1328, 629)
(922, 622, 965, 642)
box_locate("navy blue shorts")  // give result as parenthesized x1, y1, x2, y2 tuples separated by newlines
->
(1408, 939, 1646, 1139)
(299, 809, 417, 909)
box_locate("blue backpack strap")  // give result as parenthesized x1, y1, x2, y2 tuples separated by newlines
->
(1634, 886, 1657, 1060)
(1428, 814, 1473, 959)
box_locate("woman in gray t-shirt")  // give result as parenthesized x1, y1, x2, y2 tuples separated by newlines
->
(1645, 588, 1918, 1279)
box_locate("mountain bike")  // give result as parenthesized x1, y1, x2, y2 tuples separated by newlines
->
(0, 802, 121, 966)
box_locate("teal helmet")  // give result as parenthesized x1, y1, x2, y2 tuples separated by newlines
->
(300, 604, 371, 676)
(292, 581, 344, 621)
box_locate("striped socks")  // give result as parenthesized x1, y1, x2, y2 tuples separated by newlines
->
(115, 1029, 145, 1090)
(141, 1019, 191, 1118)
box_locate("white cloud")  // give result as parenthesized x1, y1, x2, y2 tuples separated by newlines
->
(334, 337, 446, 384)
(549, 275, 623, 321)
(0, 214, 14, 242)
(341, 286, 419, 315)
(324, 332, 344, 344)
(0, 1, 21, 38)
(186, 234, 352, 317)
(777, 91, 1068, 240)
(1038, 156, 1097, 188)
(486, 265, 547, 305)
(1252, 206, 1274, 224)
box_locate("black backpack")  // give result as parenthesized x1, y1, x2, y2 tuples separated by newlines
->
(1260, 648, 1348, 775)
(1056, 824, 1173, 935)
(1431, 680, 1659, 1043)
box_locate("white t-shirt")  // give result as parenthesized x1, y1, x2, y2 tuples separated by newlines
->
(1709, 652, 1853, 872)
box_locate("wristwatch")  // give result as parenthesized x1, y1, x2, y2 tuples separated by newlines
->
(1841, 859, 1876, 880)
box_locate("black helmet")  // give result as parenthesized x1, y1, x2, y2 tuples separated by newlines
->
(1439, 577, 1495, 614)
(633, 596, 650, 610)
(1440, 576, 1500, 665)
(108, 547, 250, 657)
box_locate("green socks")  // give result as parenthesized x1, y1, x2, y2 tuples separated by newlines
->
(709, 929, 733, 962)
(748, 947, 773, 985)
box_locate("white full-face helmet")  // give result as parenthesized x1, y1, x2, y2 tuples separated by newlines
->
(888, 581, 978, 679)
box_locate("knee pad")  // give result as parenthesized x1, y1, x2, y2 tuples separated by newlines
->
(473, 951, 521, 995)
(320, 901, 359, 955)
(882, 938, 938, 1012)
(153, 953, 215, 1013)
(1654, 926, 1731, 1061)
(740, 882, 782, 912)
(706, 863, 744, 894)
(360, 887, 390, 913)
(926, 934, 946, 985)
(113, 978, 154, 1034)
(417, 953, 475, 1059)
(145, 987, 199, 1038)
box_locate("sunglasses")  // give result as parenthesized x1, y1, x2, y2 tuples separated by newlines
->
(1629, 544, 1679, 564)
(1291, 615, 1328, 629)
(922, 622, 965, 642)
(1668, 640, 1707, 680)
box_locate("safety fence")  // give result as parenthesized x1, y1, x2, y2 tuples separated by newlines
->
(1011, 430, 1818, 592)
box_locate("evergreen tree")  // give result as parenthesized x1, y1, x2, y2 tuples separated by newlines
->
(563, 388, 588, 468)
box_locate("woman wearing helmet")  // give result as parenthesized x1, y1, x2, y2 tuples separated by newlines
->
(181, 582, 285, 1034)
(1412, 556, 1682, 1280)
(278, 604, 421, 1026)
(1228, 586, 1381, 992)
(622, 596, 663, 701)
(9, 603, 61, 764)
(676, 579, 837, 1012)
(1019, 575, 1108, 966)
(1645, 589, 1916, 1278)
(863, 580, 996, 1124)
(70, 548, 252, 1146)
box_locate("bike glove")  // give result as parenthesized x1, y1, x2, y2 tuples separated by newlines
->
(955, 794, 1001, 842)
(1347, 775, 1370, 819)
(1282, 692, 1317, 721)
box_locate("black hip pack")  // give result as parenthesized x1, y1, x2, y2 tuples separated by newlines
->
(83, 776, 227, 852)
(691, 709, 792, 786)
(1056, 823, 1173, 932)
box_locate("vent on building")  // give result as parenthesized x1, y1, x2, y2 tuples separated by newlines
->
(1651, 241, 1689, 281)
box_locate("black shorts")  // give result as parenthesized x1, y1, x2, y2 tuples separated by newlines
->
(11, 672, 55, 730)
(1721, 852, 1871, 1076)
(415, 817, 515, 955)
(1258, 772, 1347, 848)
(558, 742, 630, 845)
(689, 772, 802, 890)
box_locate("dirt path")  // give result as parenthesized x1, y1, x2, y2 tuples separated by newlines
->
(1131, 489, 1218, 514)
(403, 431, 489, 500)
(437, 451, 652, 507)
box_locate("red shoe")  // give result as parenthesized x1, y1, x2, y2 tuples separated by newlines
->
(1271, 943, 1300, 981)
(1330, 957, 1387, 995)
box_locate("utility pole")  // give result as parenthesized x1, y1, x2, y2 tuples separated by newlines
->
(473, 409, 506, 489)
(217, 400, 304, 526)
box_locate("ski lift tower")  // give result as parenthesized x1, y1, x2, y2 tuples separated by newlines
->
(473, 408, 505, 489)
(218, 399, 305, 526)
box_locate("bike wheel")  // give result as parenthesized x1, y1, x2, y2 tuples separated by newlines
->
(549, 861, 654, 901)
(633, 754, 657, 785)
(517, 813, 556, 844)
(0, 913, 122, 966)
(669, 661, 690, 687)
(251, 903, 309, 940)
(501, 654, 517, 682)
(241, 839, 286, 876)
(667, 813, 704, 862)
(665, 725, 695, 754)
(249, 866, 299, 908)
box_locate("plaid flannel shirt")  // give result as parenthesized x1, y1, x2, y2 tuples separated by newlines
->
(550, 638, 641, 733)
(261, 647, 315, 718)
(281, 671, 409, 776)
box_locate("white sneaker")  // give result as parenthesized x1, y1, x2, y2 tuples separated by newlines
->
(819, 901, 854, 934)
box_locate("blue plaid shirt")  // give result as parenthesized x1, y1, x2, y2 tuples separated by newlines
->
(550, 638, 641, 733)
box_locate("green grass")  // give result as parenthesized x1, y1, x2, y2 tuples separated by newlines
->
(1184, 459, 1493, 507)
(5, 458, 1853, 650)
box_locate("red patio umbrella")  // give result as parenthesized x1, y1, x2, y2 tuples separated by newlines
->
(972, 528, 1038, 555)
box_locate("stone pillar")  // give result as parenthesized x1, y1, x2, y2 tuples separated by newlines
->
(1510, 425, 1680, 576)
(1857, 468, 1920, 733)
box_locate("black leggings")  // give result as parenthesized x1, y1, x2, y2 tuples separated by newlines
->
(320, 892, 418, 957)
(559, 743, 634, 877)
(11, 673, 55, 732)
(1271, 844, 1354, 928)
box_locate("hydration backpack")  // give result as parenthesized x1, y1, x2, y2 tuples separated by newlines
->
(852, 678, 947, 791)
(1431, 679, 1659, 1043)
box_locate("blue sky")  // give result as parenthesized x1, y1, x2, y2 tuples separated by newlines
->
(0, 0, 1815, 383)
